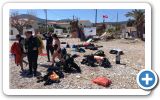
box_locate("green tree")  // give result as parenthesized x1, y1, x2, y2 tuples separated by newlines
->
(125, 9, 145, 40)
(48, 26, 54, 32)
(127, 19, 134, 27)
(115, 24, 121, 32)
(107, 28, 115, 33)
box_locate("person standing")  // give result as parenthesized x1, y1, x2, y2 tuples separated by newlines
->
(43, 32, 54, 62)
(15, 34, 28, 71)
(25, 31, 39, 76)
(52, 34, 61, 66)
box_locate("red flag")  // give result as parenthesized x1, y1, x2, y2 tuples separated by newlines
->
(103, 15, 108, 18)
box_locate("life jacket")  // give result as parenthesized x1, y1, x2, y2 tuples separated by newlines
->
(49, 72, 59, 81)
(92, 77, 112, 87)
(10, 42, 22, 65)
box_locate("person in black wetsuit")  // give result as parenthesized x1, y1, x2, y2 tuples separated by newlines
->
(43, 32, 54, 62)
(25, 31, 39, 76)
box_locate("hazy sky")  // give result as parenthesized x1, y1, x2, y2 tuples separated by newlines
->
(10, 9, 136, 23)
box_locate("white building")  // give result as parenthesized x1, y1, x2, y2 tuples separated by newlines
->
(10, 26, 35, 40)
(79, 20, 93, 27)
(47, 22, 70, 33)
(54, 29, 63, 35)
(10, 27, 19, 40)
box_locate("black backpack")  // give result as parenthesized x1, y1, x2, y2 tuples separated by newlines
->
(61, 54, 81, 73)
(101, 58, 111, 68)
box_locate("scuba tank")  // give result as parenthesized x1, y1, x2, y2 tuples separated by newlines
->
(116, 52, 120, 64)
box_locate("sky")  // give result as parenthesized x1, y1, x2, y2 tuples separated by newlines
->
(10, 9, 135, 23)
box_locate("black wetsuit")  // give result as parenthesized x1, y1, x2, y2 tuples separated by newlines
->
(43, 34, 54, 61)
(19, 37, 26, 53)
(25, 36, 39, 76)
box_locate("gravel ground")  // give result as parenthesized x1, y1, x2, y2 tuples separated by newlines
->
(9, 38, 144, 89)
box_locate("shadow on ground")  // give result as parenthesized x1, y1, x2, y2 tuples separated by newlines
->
(20, 70, 41, 78)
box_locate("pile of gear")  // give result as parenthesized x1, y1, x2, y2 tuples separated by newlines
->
(36, 40, 125, 87)
(36, 67, 64, 86)
(81, 50, 111, 68)
(37, 48, 81, 86)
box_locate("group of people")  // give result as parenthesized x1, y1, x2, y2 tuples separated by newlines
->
(12, 31, 62, 77)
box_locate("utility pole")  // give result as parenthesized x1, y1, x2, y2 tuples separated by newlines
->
(116, 12, 119, 24)
(116, 12, 119, 31)
(95, 9, 97, 27)
(44, 9, 48, 34)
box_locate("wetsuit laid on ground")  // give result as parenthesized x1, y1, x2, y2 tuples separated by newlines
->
(25, 36, 39, 76)
(43, 34, 54, 62)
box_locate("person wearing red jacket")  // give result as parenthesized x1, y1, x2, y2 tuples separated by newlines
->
(10, 42, 23, 71)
